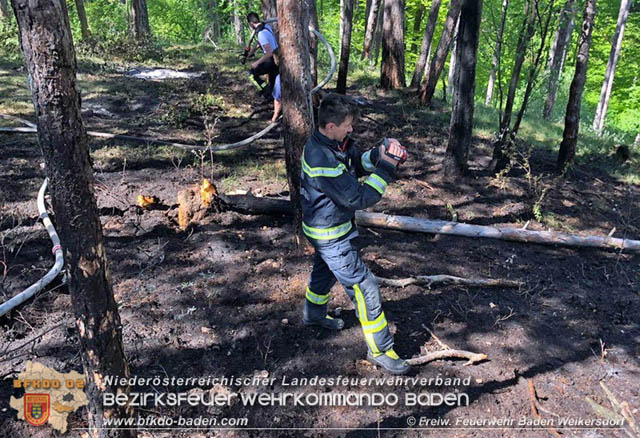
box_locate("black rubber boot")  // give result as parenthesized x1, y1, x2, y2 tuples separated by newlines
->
(367, 349, 411, 375)
(302, 314, 345, 330)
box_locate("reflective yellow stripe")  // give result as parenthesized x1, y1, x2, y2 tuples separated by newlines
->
(364, 173, 387, 195)
(361, 150, 375, 172)
(353, 284, 368, 323)
(362, 312, 388, 334)
(355, 283, 383, 354)
(302, 221, 353, 240)
(305, 287, 329, 305)
(302, 156, 346, 178)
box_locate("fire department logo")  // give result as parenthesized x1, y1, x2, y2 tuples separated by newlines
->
(24, 394, 50, 426)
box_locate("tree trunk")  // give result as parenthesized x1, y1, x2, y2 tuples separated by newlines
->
(276, 0, 313, 242)
(410, 0, 442, 88)
(380, 0, 406, 89)
(635, 132, 640, 147)
(74, 0, 91, 41)
(309, 0, 319, 86)
(512, 0, 556, 135)
(129, 0, 151, 40)
(361, 0, 380, 60)
(262, 0, 277, 19)
(443, 0, 483, 177)
(0, 0, 8, 19)
(592, 0, 631, 133)
(337, 0, 355, 94)
(485, 0, 509, 106)
(543, 0, 576, 120)
(11, 1, 135, 436)
(410, 3, 426, 54)
(489, 0, 537, 173)
(232, 0, 245, 45)
(446, 17, 460, 98)
(419, 0, 461, 105)
(557, 0, 597, 174)
(372, 0, 384, 65)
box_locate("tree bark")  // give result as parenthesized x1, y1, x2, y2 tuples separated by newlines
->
(0, 0, 8, 19)
(557, 0, 597, 174)
(410, 3, 426, 54)
(543, 0, 576, 120)
(485, 0, 509, 106)
(372, 0, 384, 65)
(512, 0, 556, 135)
(380, 0, 406, 89)
(276, 0, 313, 242)
(489, 0, 537, 173)
(129, 0, 151, 40)
(232, 0, 245, 46)
(419, 0, 462, 105)
(446, 17, 460, 98)
(11, 0, 135, 436)
(361, 0, 380, 60)
(337, 0, 355, 94)
(410, 0, 442, 88)
(443, 0, 482, 177)
(592, 0, 631, 133)
(309, 0, 319, 86)
(262, 0, 277, 19)
(74, 0, 90, 41)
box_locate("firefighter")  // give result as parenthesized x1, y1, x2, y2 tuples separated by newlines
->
(246, 12, 279, 99)
(300, 93, 410, 375)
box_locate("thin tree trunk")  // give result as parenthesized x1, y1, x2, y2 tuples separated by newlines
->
(485, 0, 509, 106)
(410, 4, 426, 54)
(443, 0, 483, 177)
(372, 0, 384, 65)
(75, 0, 91, 41)
(276, 0, 313, 242)
(204, 0, 221, 42)
(512, 0, 556, 135)
(361, 0, 380, 60)
(380, 0, 405, 89)
(232, 0, 245, 45)
(419, 0, 462, 105)
(635, 132, 640, 147)
(11, 0, 135, 436)
(309, 0, 319, 86)
(489, 0, 537, 173)
(337, 0, 355, 94)
(411, 0, 442, 88)
(543, 0, 576, 120)
(557, 0, 597, 174)
(0, 0, 8, 19)
(129, 0, 151, 40)
(446, 17, 460, 98)
(592, 0, 631, 133)
(262, 0, 277, 19)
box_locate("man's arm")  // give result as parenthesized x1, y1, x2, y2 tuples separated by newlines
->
(272, 99, 281, 123)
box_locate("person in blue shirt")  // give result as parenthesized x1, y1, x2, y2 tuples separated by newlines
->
(246, 12, 279, 99)
(300, 93, 410, 375)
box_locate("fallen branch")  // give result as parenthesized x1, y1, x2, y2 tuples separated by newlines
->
(527, 378, 562, 437)
(421, 324, 452, 350)
(0, 114, 36, 128)
(406, 349, 487, 366)
(377, 275, 522, 289)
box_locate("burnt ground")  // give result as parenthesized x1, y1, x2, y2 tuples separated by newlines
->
(0, 48, 639, 438)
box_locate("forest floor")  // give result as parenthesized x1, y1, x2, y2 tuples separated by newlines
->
(1, 45, 639, 438)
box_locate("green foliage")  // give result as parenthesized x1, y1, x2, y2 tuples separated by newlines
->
(0, 14, 21, 63)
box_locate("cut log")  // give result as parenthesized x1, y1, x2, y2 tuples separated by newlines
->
(377, 275, 522, 288)
(211, 194, 640, 253)
(356, 211, 640, 253)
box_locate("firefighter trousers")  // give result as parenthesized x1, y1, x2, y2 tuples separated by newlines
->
(304, 236, 394, 354)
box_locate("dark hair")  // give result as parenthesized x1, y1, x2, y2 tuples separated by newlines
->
(247, 12, 260, 23)
(318, 93, 360, 128)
